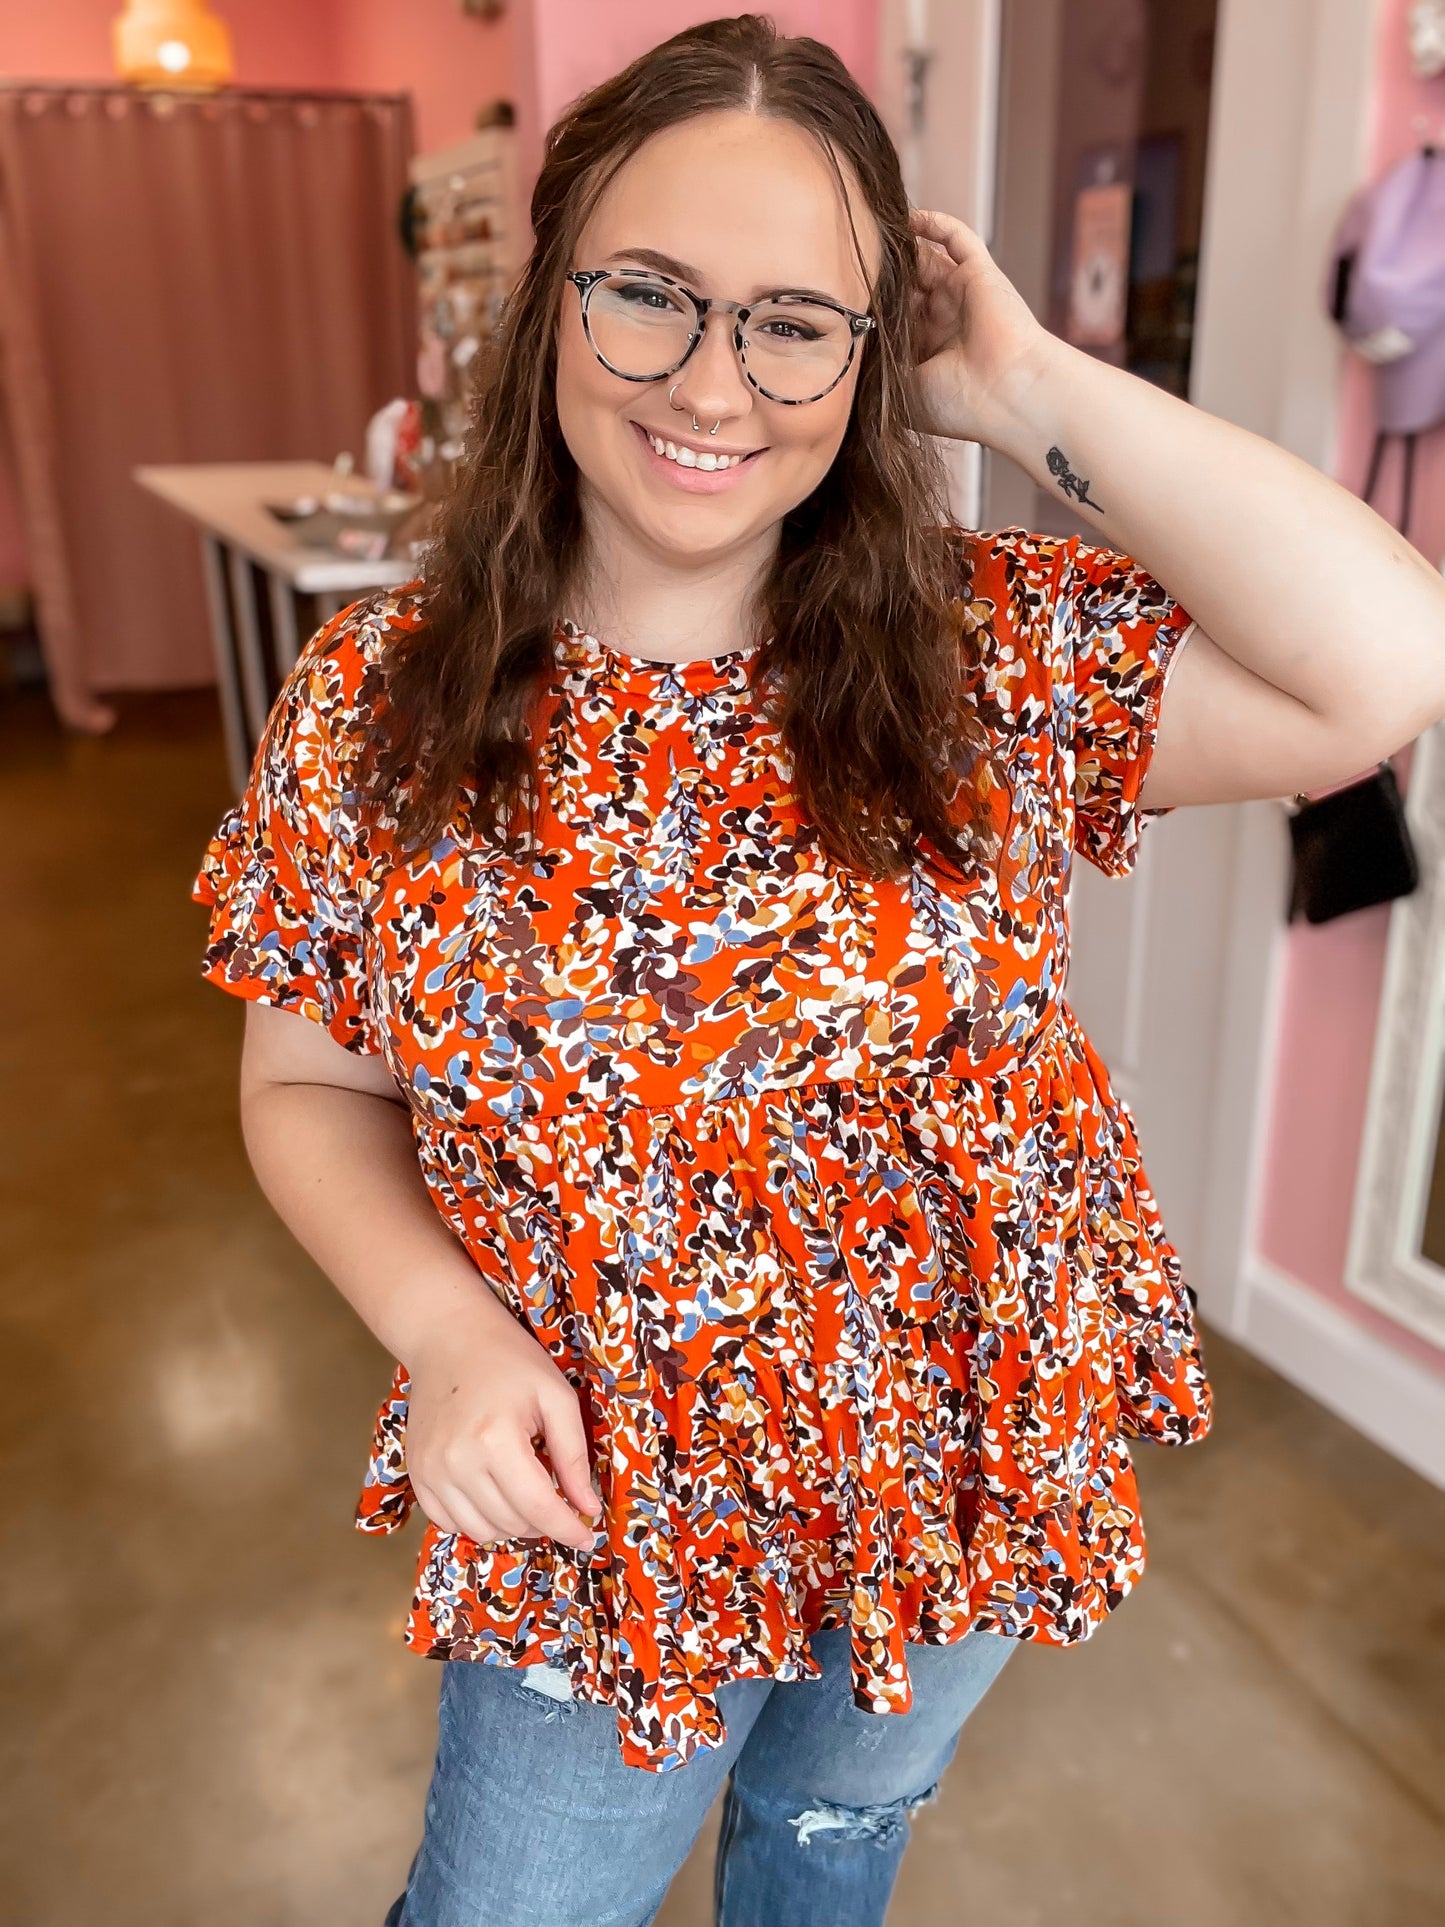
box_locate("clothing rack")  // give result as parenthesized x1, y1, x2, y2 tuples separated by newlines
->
(1363, 425, 1422, 538)
(1351, 118, 1445, 541)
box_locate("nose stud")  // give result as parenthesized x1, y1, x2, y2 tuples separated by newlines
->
(667, 381, 722, 439)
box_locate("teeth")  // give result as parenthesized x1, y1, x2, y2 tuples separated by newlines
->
(646, 431, 746, 470)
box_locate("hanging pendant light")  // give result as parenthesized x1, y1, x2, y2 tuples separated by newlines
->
(113, 1, 234, 91)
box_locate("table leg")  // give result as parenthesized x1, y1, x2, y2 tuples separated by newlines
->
(226, 548, 272, 748)
(199, 536, 250, 795)
(267, 569, 302, 673)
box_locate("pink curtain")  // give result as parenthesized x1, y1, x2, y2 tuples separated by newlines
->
(0, 85, 415, 730)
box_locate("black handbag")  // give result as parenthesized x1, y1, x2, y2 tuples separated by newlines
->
(1286, 760, 1420, 924)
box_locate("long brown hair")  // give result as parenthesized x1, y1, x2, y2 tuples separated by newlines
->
(362, 14, 1001, 880)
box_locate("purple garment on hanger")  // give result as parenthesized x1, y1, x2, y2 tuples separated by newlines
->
(1327, 150, 1445, 435)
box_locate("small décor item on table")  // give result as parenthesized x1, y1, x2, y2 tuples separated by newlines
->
(365, 397, 425, 494)
(264, 484, 420, 562)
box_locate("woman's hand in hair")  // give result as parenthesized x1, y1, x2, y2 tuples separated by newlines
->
(907, 207, 1052, 448)
(905, 225, 1445, 813)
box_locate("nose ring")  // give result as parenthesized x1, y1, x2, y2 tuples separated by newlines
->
(667, 381, 722, 439)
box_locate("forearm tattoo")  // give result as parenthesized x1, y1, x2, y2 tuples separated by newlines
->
(1046, 445, 1104, 513)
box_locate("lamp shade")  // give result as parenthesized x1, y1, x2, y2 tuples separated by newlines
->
(113, 1, 234, 91)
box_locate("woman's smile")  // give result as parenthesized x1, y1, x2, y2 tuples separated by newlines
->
(628, 418, 766, 492)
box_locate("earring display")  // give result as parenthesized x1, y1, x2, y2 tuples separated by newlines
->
(407, 123, 517, 498)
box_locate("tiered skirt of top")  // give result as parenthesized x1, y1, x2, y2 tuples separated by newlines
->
(195, 526, 1212, 1772)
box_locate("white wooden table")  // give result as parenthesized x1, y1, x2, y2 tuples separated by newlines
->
(135, 460, 417, 793)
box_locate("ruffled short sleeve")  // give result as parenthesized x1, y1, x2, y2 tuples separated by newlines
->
(1054, 535, 1196, 878)
(192, 607, 382, 1053)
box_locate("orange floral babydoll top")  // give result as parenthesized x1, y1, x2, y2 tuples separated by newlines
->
(194, 525, 1212, 1772)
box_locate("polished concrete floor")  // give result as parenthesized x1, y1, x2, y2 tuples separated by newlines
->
(3, 684, 1444, 1927)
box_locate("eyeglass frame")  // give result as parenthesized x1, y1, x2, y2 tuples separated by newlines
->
(565, 266, 876, 406)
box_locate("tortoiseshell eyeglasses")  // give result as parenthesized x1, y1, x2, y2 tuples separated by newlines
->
(566, 267, 875, 405)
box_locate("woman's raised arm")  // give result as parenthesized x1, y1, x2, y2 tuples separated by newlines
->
(909, 207, 1445, 808)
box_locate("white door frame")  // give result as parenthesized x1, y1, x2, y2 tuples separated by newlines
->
(1168, 0, 1380, 1327)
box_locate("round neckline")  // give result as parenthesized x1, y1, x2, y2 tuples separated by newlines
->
(557, 618, 761, 677)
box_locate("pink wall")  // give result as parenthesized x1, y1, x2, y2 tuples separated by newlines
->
(1256, 0, 1445, 1374)
(515, 1, 879, 240)
(333, 0, 514, 154)
(529, 0, 876, 132)
(0, 0, 518, 174)
(0, 1, 339, 90)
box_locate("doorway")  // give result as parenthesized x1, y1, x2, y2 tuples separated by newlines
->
(984, 0, 1220, 535)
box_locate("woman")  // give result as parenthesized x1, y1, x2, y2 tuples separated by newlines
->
(195, 18, 1445, 1927)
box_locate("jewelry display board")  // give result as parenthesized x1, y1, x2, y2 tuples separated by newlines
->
(408, 128, 517, 497)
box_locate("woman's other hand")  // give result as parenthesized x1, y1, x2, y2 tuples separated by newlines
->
(907, 207, 1052, 446)
(405, 1303, 605, 1554)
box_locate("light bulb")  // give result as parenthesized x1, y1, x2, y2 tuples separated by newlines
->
(156, 40, 193, 72)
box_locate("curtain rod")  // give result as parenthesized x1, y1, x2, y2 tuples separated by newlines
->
(0, 79, 411, 107)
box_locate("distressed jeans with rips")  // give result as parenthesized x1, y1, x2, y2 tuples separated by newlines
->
(383, 1622, 1015, 1927)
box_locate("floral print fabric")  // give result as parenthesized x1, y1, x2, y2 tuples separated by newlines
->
(194, 525, 1211, 1773)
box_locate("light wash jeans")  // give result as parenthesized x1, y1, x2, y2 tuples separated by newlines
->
(384, 1623, 1014, 1927)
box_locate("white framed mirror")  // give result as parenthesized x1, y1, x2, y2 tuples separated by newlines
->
(1347, 720, 1445, 1351)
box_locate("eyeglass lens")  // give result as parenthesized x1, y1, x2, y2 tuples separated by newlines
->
(584, 274, 854, 402)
